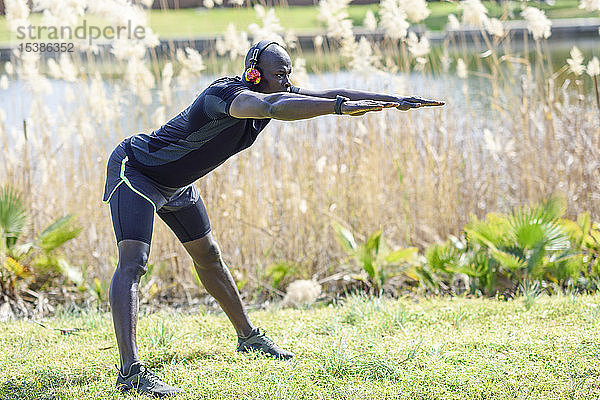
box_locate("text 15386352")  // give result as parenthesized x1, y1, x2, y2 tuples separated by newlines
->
(18, 42, 74, 53)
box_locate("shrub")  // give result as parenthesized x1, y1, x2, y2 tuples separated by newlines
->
(426, 196, 599, 295)
(331, 222, 430, 293)
(0, 185, 83, 301)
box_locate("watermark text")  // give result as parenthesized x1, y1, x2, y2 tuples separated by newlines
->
(14, 20, 146, 45)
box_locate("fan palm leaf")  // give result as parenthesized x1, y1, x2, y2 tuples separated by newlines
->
(465, 212, 512, 248)
(0, 186, 27, 249)
(509, 209, 570, 251)
(425, 243, 459, 274)
(36, 215, 82, 253)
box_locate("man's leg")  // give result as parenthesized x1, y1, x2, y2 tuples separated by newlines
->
(108, 183, 184, 395)
(109, 239, 150, 373)
(182, 233, 294, 358)
(158, 195, 294, 359)
(182, 233, 254, 338)
(157, 193, 254, 338)
(108, 183, 156, 373)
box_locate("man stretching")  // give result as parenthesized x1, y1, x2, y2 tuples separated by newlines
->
(103, 40, 444, 397)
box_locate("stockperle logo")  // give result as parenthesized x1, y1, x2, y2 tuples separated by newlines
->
(14, 19, 147, 45)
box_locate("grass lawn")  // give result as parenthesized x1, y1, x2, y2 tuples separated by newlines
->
(0, 0, 594, 44)
(2, 294, 600, 399)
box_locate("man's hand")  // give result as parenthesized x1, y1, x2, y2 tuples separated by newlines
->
(341, 100, 399, 116)
(396, 96, 445, 111)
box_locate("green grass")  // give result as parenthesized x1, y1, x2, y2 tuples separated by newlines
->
(0, 0, 594, 44)
(2, 294, 600, 399)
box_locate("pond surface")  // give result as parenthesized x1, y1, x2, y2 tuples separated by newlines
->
(0, 35, 597, 149)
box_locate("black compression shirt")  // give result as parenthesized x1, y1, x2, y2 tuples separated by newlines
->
(123, 76, 271, 187)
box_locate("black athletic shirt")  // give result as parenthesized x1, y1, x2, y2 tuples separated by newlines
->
(123, 76, 270, 188)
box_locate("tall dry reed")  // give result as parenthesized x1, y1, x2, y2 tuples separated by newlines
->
(0, 0, 598, 300)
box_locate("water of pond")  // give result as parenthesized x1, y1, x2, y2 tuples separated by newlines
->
(0, 36, 597, 147)
(0, 72, 461, 146)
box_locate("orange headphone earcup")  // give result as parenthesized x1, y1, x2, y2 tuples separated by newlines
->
(244, 68, 261, 85)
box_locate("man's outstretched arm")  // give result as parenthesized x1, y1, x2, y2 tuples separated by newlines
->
(229, 91, 398, 121)
(289, 87, 444, 110)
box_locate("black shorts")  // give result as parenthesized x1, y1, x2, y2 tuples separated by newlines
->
(103, 142, 211, 245)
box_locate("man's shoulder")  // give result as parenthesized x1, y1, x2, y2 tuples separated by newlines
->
(202, 76, 259, 110)
(199, 76, 255, 119)
(207, 76, 248, 92)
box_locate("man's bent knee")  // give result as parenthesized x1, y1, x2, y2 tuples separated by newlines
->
(116, 239, 151, 277)
(195, 241, 222, 267)
(183, 233, 222, 268)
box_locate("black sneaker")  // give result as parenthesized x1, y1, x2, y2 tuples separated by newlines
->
(115, 362, 183, 397)
(237, 328, 294, 360)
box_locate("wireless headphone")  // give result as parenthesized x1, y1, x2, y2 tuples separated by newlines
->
(243, 40, 279, 85)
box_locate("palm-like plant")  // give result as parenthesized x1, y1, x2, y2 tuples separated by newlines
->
(0, 185, 83, 298)
(0, 186, 30, 295)
(0, 186, 27, 251)
(332, 222, 425, 293)
(425, 235, 490, 294)
(464, 196, 575, 293)
(29, 215, 85, 290)
(560, 213, 600, 283)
